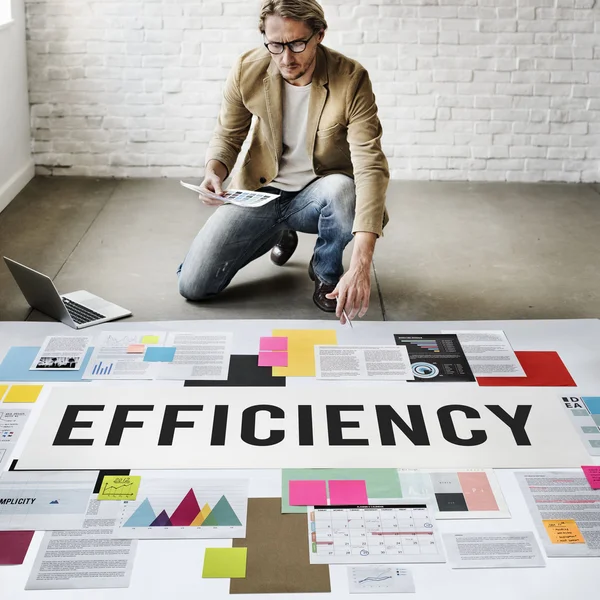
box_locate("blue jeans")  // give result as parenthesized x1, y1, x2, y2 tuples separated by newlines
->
(178, 174, 356, 300)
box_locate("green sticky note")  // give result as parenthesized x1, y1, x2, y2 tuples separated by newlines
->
(202, 548, 247, 578)
(98, 476, 141, 501)
(141, 335, 160, 345)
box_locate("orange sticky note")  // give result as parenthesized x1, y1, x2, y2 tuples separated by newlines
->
(543, 519, 585, 544)
(127, 344, 145, 354)
(3, 385, 44, 404)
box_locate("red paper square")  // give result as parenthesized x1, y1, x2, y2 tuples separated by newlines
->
(477, 351, 575, 387)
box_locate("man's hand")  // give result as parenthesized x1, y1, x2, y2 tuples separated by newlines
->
(325, 231, 378, 323)
(199, 160, 228, 206)
(326, 264, 371, 323)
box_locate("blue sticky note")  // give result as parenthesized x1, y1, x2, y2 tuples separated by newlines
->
(0, 347, 93, 382)
(143, 347, 176, 363)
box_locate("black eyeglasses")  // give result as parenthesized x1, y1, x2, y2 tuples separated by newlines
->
(263, 31, 316, 55)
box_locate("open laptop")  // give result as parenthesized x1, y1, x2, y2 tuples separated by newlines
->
(4, 257, 132, 329)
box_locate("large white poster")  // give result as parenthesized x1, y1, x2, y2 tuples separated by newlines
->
(17, 386, 588, 470)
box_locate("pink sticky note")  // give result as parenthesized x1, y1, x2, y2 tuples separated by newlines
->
(457, 471, 499, 511)
(328, 480, 369, 505)
(258, 351, 288, 367)
(582, 466, 600, 489)
(289, 480, 328, 506)
(260, 337, 288, 352)
(0, 531, 35, 565)
(127, 344, 145, 354)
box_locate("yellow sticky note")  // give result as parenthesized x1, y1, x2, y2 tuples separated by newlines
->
(202, 547, 247, 578)
(0, 385, 8, 402)
(3, 385, 43, 404)
(98, 475, 141, 501)
(272, 329, 337, 377)
(141, 335, 160, 345)
(543, 519, 586, 544)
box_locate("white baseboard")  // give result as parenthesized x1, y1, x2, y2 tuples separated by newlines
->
(0, 159, 35, 215)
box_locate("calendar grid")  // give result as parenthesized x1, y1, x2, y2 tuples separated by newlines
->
(308, 503, 445, 564)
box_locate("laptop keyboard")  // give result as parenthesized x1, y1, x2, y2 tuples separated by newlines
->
(62, 298, 105, 324)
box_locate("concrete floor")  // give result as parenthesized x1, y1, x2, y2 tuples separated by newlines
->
(0, 177, 599, 323)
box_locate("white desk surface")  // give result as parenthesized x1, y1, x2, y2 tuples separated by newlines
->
(1, 318, 599, 600)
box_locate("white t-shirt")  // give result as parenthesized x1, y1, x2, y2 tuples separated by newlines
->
(271, 81, 317, 192)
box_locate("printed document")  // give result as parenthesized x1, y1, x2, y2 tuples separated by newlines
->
(0, 471, 119, 530)
(443, 532, 545, 568)
(26, 499, 137, 590)
(180, 181, 279, 207)
(315, 346, 413, 380)
(516, 470, 600, 556)
(153, 332, 232, 380)
(442, 330, 525, 377)
(83, 331, 167, 380)
(347, 566, 415, 593)
(0, 408, 30, 470)
(30, 336, 91, 371)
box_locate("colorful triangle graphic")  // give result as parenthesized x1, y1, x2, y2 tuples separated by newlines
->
(201, 495, 241, 527)
(170, 488, 201, 526)
(124, 498, 156, 527)
(190, 510, 206, 526)
(150, 509, 172, 527)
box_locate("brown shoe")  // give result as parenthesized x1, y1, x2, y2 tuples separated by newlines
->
(308, 257, 337, 313)
(270, 230, 298, 266)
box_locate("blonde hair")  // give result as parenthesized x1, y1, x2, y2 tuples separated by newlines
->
(258, 0, 328, 35)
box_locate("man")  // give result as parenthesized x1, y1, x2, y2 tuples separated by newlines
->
(178, 0, 389, 322)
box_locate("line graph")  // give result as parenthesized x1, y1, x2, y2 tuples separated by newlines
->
(349, 567, 414, 593)
(358, 571, 393, 584)
(100, 479, 138, 499)
(103, 334, 140, 348)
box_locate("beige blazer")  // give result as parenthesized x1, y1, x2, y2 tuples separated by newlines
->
(205, 44, 390, 236)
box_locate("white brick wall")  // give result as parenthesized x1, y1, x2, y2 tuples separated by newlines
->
(26, 0, 600, 182)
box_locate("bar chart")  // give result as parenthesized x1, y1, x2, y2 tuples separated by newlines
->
(91, 361, 113, 376)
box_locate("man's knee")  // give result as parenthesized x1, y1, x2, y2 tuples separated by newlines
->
(178, 277, 206, 301)
(320, 174, 355, 232)
(178, 271, 217, 301)
(323, 174, 355, 201)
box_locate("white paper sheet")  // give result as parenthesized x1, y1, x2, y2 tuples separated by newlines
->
(516, 470, 600, 557)
(347, 566, 415, 593)
(561, 395, 600, 456)
(0, 471, 119, 530)
(83, 331, 167, 380)
(114, 474, 248, 539)
(180, 181, 280, 207)
(397, 469, 510, 520)
(0, 408, 30, 471)
(30, 336, 92, 371)
(308, 502, 445, 564)
(443, 532, 545, 568)
(315, 346, 413, 380)
(442, 330, 525, 377)
(17, 387, 590, 470)
(153, 332, 232, 380)
(26, 503, 137, 590)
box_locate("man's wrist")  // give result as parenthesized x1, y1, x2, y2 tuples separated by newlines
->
(205, 159, 228, 181)
(350, 231, 377, 269)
